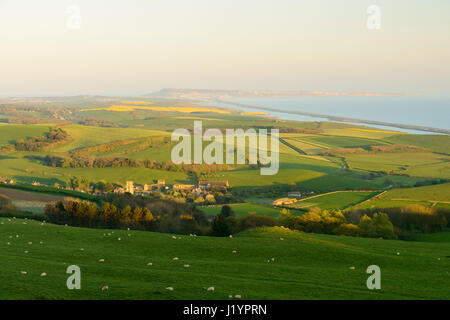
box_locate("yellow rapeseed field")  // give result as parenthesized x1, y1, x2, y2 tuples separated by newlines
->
(82, 105, 230, 114)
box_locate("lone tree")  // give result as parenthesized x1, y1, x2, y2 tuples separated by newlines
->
(220, 205, 235, 218)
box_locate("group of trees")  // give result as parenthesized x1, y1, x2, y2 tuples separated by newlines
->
(279, 207, 397, 239)
(45, 200, 155, 230)
(346, 205, 449, 238)
(211, 205, 279, 236)
(45, 193, 212, 234)
(14, 127, 70, 152)
(41, 154, 234, 174)
(78, 117, 123, 128)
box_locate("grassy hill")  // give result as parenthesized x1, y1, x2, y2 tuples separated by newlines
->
(1, 218, 449, 300)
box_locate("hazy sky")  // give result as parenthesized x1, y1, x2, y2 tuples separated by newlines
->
(0, 0, 449, 97)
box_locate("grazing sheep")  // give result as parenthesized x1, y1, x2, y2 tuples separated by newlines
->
(166, 287, 174, 291)
(24, 250, 28, 254)
(280, 237, 284, 241)
(80, 248, 84, 251)
(184, 264, 190, 268)
(40, 241, 43, 244)
(102, 286, 109, 291)
(207, 287, 215, 292)
(349, 266, 355, 270)
(232, 250, 237, 254)
(228, 295, 233, 298)
(40, 272, 47, 277)
(235, 295, 242, 299)
(21, 271, 27, 275)
(99, 259, 105, 263)
(7, 242, 10, 245)
(147, 262, 153, 266)
(117, 237, 121, 241)
(271, 258, 275, 262)
(396, 252, 400, 256)
(128, 234, 131, 237)
(28, 242, 32, 245)
(229, 235, 233, 238)
(172, 236, 177, 240)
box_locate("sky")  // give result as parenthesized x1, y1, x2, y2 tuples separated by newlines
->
(0, 0, 449, 97)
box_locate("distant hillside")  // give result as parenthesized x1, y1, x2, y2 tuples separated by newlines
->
(148, 88, 404, 100)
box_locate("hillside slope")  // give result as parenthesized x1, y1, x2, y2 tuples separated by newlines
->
(1, 218, 448, 300)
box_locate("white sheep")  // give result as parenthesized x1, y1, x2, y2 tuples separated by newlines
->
(40, 272, 47, 277)
(147, 262, 153, 266)
(102, 286, 109, 291)
(173, 257, 179, 261)
(349, 266, 355, 270)
(235, 295, 242, 299)
(207, 287, 215, 292)
(166, 287, 174, 291)
(98, 258, 105, 263)
(184, 264, 190, 268)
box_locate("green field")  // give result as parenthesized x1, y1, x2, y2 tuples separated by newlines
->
(344, 152, 450, 179)
(0, 124, 52, 148)
(200, 203, 283, 218)
(379, 183, 450, 202)
(386, 134, 450, 154)
(353, 183, 450, 209)
(290, 191, 379, 211)
(1, 218, 449, 300)
(50, 125, 169, 152)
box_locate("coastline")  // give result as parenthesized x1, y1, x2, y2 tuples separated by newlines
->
(217, 99, 450, 135)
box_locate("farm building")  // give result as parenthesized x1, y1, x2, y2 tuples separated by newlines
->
(288, 192, 302, 197)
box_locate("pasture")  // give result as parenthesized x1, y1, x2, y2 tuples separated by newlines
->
(289, 191, 380, 211)
(1, 218, 449, 300)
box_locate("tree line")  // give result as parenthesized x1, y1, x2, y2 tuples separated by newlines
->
(40, 154, 234, 173)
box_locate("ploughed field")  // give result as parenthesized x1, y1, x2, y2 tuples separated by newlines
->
(1, 218, 449, 300)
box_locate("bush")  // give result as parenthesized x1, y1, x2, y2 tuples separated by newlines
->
(334, 223, 360, 237)
(236, 215, 279, 233)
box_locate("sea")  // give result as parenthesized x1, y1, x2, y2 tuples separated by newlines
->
(214, 96, 450, 135)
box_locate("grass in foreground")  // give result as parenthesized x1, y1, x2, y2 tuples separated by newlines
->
(1, 218, 449, 300)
